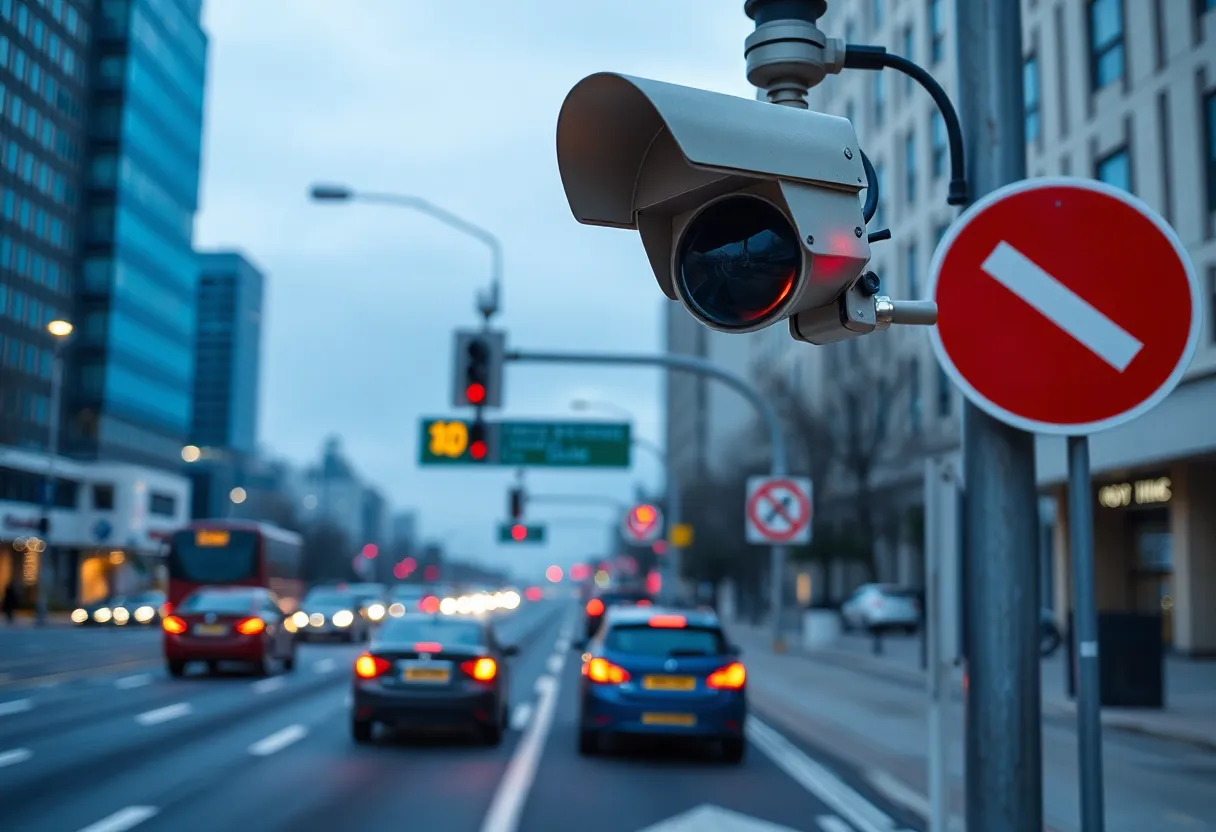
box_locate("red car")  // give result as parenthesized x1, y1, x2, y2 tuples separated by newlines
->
(162, 586, 297, 677)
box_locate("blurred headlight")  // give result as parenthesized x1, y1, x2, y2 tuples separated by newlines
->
(388, 602, 405, 617)
(292, 611, 309, 628)
(439, 597, 457, 616)
(502, 591, 521, 610)
(366, 603, 385, 621)
(309, 613, 325, 627)
(94, 607, 112, 623)
(284, 616, 298, 633)
(71, 608, 88, 624)
(134, 606, 155, 623)
(113, 607, 131, 625)
(332, 610, 354, 628)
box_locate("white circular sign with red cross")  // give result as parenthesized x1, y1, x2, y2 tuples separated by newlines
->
(928, 177, 1202, 436)
(745, 476, 813, 545)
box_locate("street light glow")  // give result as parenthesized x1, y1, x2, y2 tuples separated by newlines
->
(181, 445, 201, 463)
(47, 319, 74, 337)
(229, 487, 247, 504)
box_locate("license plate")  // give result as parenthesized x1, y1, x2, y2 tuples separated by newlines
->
(194, 624, 226, 636)
(642, 712, 696, 727)
(642, 675, 696, 691)
(404, 667, 450, 684)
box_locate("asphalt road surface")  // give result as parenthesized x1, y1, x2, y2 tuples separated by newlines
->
(0, 602, 923, 832)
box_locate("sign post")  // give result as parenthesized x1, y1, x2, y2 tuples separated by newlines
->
(929, 176, 1202, 832)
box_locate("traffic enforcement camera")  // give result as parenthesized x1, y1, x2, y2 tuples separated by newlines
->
(555, 73, 936, 345)
(452, 329, 505, 408)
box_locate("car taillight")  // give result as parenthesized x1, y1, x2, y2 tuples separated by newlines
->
(582, 656, 630, 684)
(236, 617, 265, 635)
(354, 654, 391, 679)
(414, 642, 442, 654)
(707, 662, 746, 690)
(635, 599, 651, 606)
(461, 657, 497, 682)
(648, 614, 686, 628)
(586, 598, 604, 616)
(162, 615, 187, 634)
(420, 595, 440, 614)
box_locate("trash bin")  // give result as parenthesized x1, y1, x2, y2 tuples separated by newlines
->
(1066, 611, 1164, 708)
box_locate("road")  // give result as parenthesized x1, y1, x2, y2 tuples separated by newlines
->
(0, 602, 923, 832)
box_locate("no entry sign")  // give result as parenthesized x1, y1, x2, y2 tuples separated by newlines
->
(622, 504, 663, 545)
(745, 476, 813, 545)
(928, 177, 1202, 435)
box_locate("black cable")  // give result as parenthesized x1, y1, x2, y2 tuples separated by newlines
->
(860, 148, 879, 224)
(843, 44, 969, 206)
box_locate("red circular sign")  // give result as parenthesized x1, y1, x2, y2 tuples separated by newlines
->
(929, 178, 1201, 435)
(745, 479, 811, 543)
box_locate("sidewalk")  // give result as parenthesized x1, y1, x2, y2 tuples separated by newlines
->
(0, 611, 73, 628)
(732, 623, 1216, 832)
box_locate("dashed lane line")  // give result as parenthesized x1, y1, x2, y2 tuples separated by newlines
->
(510, 702, 532, 732)
(0, 698, 33, 716)
(134, 702, 192, 726)
(0, 747, 32, 768)
(248, 724, 309, 757)
(75, 806, 159, 832)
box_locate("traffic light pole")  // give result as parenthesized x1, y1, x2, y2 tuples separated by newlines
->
(506, 349, 793, 652)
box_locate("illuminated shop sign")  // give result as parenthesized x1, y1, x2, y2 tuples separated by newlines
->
(1098, 477, 1171, 509)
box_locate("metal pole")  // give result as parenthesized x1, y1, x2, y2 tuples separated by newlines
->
(665, 462, 683, 604)
(954, 1, 1043, 829)
(1067, 435, 1106, 831)
(35, 349, 65, 627)
(507, 349, 791, 651)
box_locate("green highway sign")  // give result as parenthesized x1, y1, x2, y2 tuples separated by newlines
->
(497, 421, 630, 467)
(418, 418, 631, 468)
(498, 523, 547, 543)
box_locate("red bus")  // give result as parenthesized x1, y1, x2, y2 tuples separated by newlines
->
(166, 520, 305, 614)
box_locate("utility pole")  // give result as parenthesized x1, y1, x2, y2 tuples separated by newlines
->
(954, 2, 1043, 830)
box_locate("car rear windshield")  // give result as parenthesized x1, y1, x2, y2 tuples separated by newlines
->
(303, 589, 356, 606)
(605, 624, 725, 656)
(179, 591, 258, 614)
(379, 618, 485, 648)
(168, 529, 258, 584)
(599, 592, 649, 608)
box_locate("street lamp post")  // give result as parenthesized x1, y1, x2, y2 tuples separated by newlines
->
(36, 319, 74, 626)
(308, 183, 504, 321)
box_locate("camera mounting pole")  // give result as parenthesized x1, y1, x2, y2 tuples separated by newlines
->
(744, 0, 843, 108)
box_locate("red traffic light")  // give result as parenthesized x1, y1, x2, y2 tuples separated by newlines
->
(470, 440, 488, 460)
(392, 561, 409, 579)
(424, 564, 440, 581)
(466, 382, 486, 405)
(361, 543, 378, 559)
(510, 524, 528, 542)
(545, 565, 563, 583)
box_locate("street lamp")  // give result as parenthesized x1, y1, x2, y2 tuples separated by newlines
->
(181, 444, 202, 463)
(36, 320, 73, 626)
(308, 182, 504, 321)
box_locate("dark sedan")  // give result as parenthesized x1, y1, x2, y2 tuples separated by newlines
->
(350, 613, 518, 745)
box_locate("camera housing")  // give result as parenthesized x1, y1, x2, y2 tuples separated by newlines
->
(556, 72, 870, 336)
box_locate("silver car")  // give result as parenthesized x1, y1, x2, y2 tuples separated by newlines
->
(298, 587, 370, 642)
(840, 584, 922, 634)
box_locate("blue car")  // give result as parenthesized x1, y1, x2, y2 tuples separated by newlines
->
(576, 606, 747, 763)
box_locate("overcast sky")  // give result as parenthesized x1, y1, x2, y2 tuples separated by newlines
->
(193, 1, 757, 581)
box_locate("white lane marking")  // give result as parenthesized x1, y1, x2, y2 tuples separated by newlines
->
(864, 770, 966, 832)
(312, 658, 336, 673)
(510, 702, 532, 731)
(981, 241, 1143, 371)
(816, 817, 853, 832)
(533, 675, 554, 696)
(545, 654, 563, 675)
(135, 702, 192, 726)
(0, 747, 32, 768)
(248, 724, 308, 756)
(75, 806, 159, 832)
(748, 718, 902, 832)
(0, 698, 32, 716)
(115, 674, 152, 690)
(251, 676, 285, 695)
(480, 655, 564, 832)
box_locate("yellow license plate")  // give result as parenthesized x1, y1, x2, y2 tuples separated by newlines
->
(642, 712, 696, 727)
(194, 624, 226, 636)
(642, 675, 696, 691)
(404, 667, 450, 683)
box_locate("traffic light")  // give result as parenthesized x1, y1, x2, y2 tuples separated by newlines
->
(508, 487, 524, 520)
(552, 3, 939, 347)
(453, 329, 505, 408)
(497, 523, 546, 544)
(468, 418, 489, 461)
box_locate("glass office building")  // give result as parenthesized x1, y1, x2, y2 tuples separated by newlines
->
(71, 0, 206, 468)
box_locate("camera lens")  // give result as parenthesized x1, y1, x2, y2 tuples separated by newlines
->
(675, 195, 801, 329)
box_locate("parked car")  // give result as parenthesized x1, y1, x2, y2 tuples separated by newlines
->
(840, 584, 922, 634)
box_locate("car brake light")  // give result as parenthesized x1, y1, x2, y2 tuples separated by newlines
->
(236, 617, 265, 635)
(162, 615, 187, 634)
(707, 662, 746, 690)
(586, 598, 605, 616)
(648, 614, 686, 628)
(635, 599, 651, 606)
(354, 654, 391, 679)
(420, 595, 440, 614)
(582, 656, 630, 684)
(414, 642, 442, 654)
(461, 657, 497, 682)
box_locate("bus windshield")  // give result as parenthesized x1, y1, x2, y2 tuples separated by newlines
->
(168, 529, 259, 584)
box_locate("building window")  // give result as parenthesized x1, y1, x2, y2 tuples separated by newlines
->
(904, 130, 917, 205)
(872, 72, 885, 128)
(149, 492, 177, 517)
(1087, 0, 1124, 91)
(872, 162, 887, 228)
(931, 111, 946, 179)
(908, 360, 923, 434)
(1096, 146, 1132, 193)
(906, 241, 920, 298)
(92, 483, 115, 510)
(1205, 90, 1215, 214)
(1209, 267, 1216, 345)
(936, 365, 953, 416)
(901, 25, 915, 96)
(872, 0, 883, 30)
(928, 0, 945, 64)
(1024, 54, 1041, 144)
